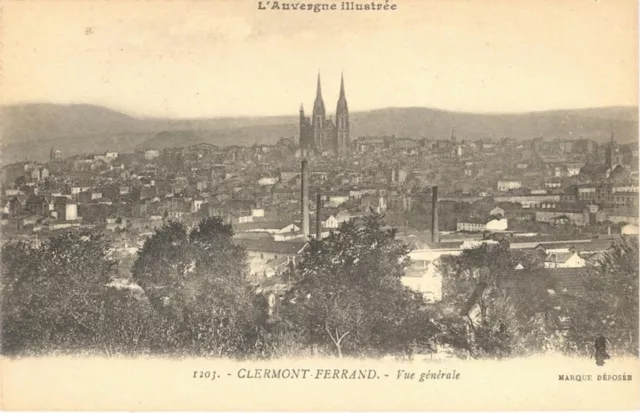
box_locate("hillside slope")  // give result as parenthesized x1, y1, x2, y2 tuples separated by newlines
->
(2, 103, 637, 161)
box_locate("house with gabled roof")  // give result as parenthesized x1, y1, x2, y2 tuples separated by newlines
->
(25, 195, 53, 217)
(238, 238, 308, 279)
(544, 250, 586, 268)
(8, 195, 28, 217)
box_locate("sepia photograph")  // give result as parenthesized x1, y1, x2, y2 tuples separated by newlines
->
(0, 0, 638, 410)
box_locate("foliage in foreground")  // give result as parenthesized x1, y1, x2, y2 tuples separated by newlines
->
(566, 237, 639, 356)
(436, 239, 639, 359)
(1, 216, 638, 359)
(282, 215, 437, 358)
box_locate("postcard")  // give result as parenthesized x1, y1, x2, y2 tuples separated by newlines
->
(0, 0, 638, 410)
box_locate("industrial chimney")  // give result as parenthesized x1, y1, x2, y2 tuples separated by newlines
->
(431, 186, 439, 243)
(301, 160, 310, 237)
(316, 193, 322, 239)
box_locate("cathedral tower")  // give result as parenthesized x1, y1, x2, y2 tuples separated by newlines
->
(335, 72, 350, 156)
(312, 73, 327, 150)
(299, 72, 351, 157)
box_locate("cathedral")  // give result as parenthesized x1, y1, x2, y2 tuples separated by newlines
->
(299, 73, 350, 156)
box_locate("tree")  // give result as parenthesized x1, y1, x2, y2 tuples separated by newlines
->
(131, 217, 265, 357)
(566, 237, 639, 356)
(132, 220, 192, 312)
(1, 231, 118, 355)
(283, 214, 434, 358)
(436, 242, 551, 359)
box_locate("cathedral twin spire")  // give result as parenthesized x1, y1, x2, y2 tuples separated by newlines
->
(311, 71, 348, 117)
(299, 71, 350, 155)
(336, 71, 348, 114)
(313, 72, 326, 117)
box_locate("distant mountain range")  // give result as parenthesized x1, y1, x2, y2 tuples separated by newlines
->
(1, 103, 637, 162)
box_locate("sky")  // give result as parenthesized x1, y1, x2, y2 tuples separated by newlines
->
(2, 0, 638, 118)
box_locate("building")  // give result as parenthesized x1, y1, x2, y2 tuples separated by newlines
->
(489, 206, 505, 218)
(238, 238, 308, 279)
(54, 197, 78, 221)
(299, 73, 350, 156)
(25, 195, 53, 217)
(535, 205, 606, 227)
(497, 180, 522, 192)
(612, 190, 639, 210)
(258, 176, 279, 186)
(30, 167, 49, 182)
(621, 224, 639, 235)
(280, 170, 301, 183)
(309, 212, 340, 229)
(49, 147, 63, 162)
(544, 250, 586, 269)
(144, 149, 160, 160)
(456, 217, 508, 232)
(354, 136, 388, 154)
(401, 259, 443, 303)
(8, 195, 27, 217)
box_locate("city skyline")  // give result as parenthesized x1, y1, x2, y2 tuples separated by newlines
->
(2, 0, 637, 118)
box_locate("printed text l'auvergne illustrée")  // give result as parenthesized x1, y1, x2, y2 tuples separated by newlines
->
(258, 1, 398, 12)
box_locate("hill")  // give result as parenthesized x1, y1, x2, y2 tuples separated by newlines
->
(349, 107, 638, 141)
(1, 103, 637, 162)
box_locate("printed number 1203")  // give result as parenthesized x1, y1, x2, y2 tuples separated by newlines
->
(193, 371, 218, 380)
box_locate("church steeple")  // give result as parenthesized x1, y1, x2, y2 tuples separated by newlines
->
(313, 72, 325, 115)
(336, 71, 348, 113)
(312, 72, 326, 150)
(335, 71, 350, 156)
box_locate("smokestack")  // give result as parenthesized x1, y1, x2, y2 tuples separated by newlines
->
(431, 186, 439, 243)
(301, 160, 310, 237)
(316, 193, 322, 239)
